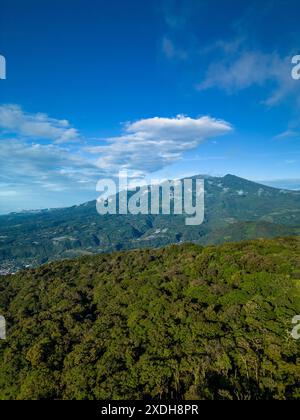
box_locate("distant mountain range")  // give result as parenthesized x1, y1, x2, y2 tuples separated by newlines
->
(260, 179, 300, 191)
(0, 174, 300, 273)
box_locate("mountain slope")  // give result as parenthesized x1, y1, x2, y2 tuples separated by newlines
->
(0, 237, 299, 400)
(0, 174, 300, 272)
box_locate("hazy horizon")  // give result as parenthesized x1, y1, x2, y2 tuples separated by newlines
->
(0, 173, 299, 215)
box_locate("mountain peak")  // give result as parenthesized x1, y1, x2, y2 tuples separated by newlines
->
(223, 174, 244, 181)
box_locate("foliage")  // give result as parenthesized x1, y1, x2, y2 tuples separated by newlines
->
(0, 237, 300, 400)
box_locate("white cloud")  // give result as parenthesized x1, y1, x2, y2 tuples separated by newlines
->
(87, 115, 232, 175)
(0, 139, 101, 193)
(198, 50, 298, 106)
(0, 107, 233, 212)
(274, 130, 300, 140)
(0, 104, 80, 143)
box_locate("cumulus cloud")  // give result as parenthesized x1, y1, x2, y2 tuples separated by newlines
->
(0, 104, 80, 143)
(87, 115, 232, 175)
(0, 107, 232, 212)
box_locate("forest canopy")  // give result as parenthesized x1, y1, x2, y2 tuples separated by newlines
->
(0, 237, 300, 400)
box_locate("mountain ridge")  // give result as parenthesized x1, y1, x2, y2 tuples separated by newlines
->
(2, 174, 298, 217)
(0, 174, 300, 273)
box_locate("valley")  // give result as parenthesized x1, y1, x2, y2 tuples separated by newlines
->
(0, 174, 299, 273)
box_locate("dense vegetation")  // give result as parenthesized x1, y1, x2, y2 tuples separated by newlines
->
(0, 237, 299, 400)
(1, 174, 300, 273)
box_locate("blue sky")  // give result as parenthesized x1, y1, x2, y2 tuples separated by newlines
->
(0, 0, 300, 213)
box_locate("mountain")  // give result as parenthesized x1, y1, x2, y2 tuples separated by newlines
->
(0, 237, 299, 400)
(0, 174, 300, 273)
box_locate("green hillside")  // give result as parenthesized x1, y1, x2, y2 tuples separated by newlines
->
(0, 237, 299, 400)
(0, 175, 300, 273)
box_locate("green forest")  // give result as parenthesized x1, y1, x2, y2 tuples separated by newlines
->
(0, 237, 300, 400)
